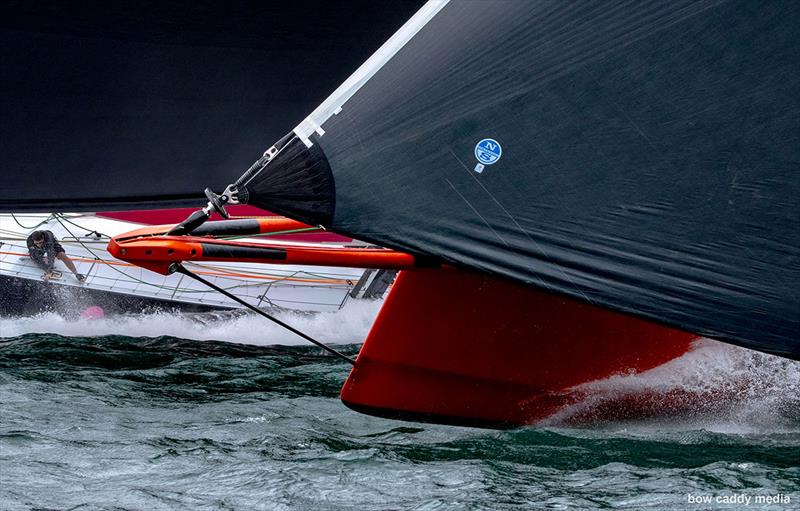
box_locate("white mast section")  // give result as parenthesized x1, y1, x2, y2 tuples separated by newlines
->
(293, 0, 449, 147)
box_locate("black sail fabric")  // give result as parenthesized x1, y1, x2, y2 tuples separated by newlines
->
(237, 135, 335, 226)
(243, 0, 799, 359)
(0, 0, 424, 212)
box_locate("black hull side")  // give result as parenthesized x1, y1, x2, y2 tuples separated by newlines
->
(0, 274, 228, 318)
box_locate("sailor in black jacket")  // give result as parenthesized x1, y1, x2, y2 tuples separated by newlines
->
(26, 230, 85, 282)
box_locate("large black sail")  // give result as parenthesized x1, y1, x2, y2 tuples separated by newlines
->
(0, 0, 424, 212)
(238, 0, 799, 359)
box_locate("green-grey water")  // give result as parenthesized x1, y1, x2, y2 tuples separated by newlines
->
(1, 311, 798, 510)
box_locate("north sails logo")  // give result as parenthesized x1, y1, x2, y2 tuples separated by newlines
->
(474, 138, 502, 173)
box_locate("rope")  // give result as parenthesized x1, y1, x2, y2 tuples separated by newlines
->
(1, 213, 350, 306)
(54, 213, 111, 238)
(36, 216, 352, 307)
(0, 247, 348, 284)
(52, 215, 196, 291)
(219, 226, 321, 240)
(175, 263, 356, 365)
(8, 213, 53, 230)
(49, 216, 255, 293)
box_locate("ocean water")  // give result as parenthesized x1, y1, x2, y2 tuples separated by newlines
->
(1, 304, 798, 510)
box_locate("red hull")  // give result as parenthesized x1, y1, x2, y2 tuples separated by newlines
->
(341, 267, 696, 428)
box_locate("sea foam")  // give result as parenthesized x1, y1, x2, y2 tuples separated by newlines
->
(0, 299, 383, 346)
(545, 339, 800, 435)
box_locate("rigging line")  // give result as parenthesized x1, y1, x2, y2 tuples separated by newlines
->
(173, 263, 356, 366)
(54, 213, 111, 238)
(191, 261, 352, 282)
(52, 215, 192, 291)
(22, 217, 334, 295)
(189, 260, 353, 282)
(220, 227, 321, 240)
(50, 217, 264, 294)
(8, 213, 53, 230)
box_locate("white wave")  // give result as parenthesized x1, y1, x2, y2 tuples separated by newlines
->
(0, 299, 383, 346)
(545, 339, 800, 434)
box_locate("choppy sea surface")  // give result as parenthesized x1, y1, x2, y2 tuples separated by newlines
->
(1, 302, 798, 510)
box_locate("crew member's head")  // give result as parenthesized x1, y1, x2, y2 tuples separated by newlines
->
(31, 231, 45, 247)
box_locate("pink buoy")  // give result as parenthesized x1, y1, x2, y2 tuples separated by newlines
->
(79, 306, 105, 320)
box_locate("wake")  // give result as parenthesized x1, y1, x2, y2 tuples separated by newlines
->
(545, 339, 800, 435)
(0, 299, 383, 346)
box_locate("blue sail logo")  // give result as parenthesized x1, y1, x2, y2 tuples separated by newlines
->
(474, 138, 502, 165)
(473, 138, 502, 173)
